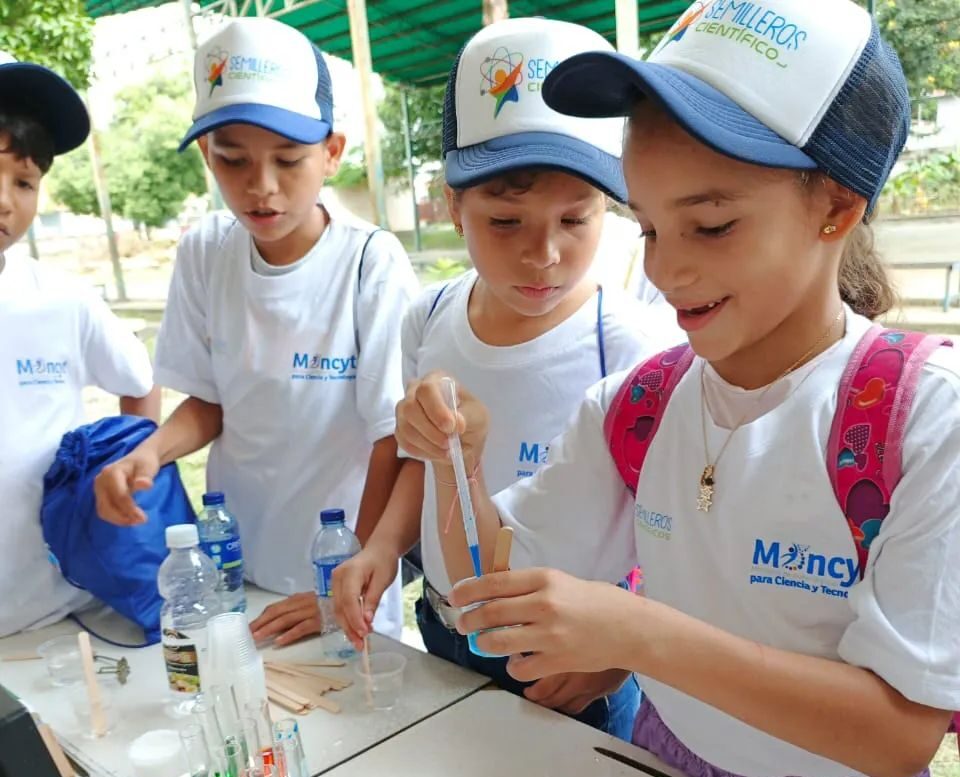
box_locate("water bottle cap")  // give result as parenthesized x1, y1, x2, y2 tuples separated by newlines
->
(320, 509, 345, 525)
(202, 491, 225, 507)
(165, 524, 199, 549)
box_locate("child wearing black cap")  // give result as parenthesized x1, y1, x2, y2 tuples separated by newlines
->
(0, 52, 158, 636)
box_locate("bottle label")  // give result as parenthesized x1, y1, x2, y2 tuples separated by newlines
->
(315, 555, 352, 598)
(162, 626, 204, 695)
(200, 536, 244, 592)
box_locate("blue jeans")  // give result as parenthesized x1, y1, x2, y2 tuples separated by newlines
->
(416, 587, 641, 742)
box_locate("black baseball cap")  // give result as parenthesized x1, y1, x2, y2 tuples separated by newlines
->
(0, 52, 90, 154)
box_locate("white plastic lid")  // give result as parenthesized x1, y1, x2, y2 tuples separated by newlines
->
(165, 524, 199, 549)
(127, 728, 182, 773)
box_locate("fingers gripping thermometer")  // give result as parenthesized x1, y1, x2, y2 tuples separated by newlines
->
(440, 377, 483, 578)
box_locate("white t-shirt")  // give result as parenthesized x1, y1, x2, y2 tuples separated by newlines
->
(154, 207, 419, 638)
(494, 310, 960, 777)
(403, 270, 683, 594)
(0, 254, 153, 636)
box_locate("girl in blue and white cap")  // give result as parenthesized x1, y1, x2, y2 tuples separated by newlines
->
(396, 1, 960, 775)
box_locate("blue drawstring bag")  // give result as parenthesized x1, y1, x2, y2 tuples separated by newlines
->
(41, 415, 196, 645)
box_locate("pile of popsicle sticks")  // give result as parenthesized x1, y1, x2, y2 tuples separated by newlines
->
(264, 660, 351, 715)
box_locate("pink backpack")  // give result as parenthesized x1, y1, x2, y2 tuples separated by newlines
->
(604, 326, 958, 743)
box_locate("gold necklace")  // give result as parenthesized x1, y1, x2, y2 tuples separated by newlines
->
(697, 309, 845, 513)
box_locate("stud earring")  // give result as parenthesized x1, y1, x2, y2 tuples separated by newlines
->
(822, 224, 838, 235)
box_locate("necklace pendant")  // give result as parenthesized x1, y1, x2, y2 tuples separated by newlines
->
(697, 465, 715, 513)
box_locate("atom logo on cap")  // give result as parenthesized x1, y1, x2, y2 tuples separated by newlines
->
(480, 47, 524, 118)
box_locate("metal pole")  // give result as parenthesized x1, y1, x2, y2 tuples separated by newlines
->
(615, 0, 640, 57)
(347, 0, 389, 227)
(84, 95, 127, 302)
(401, 89, 422, 252)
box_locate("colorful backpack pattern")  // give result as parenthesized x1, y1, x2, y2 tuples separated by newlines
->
(604, 325, 956, 739)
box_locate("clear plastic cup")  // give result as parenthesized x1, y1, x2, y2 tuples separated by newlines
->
(37, 636, 83, 686)
(68, 678, 118, 738)
(206, 611, 256, 689)
(354, 652, 406, 711)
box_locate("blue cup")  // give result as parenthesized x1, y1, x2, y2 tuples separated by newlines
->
(456, 577, 515, 658)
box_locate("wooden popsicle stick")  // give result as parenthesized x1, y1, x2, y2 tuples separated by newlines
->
(288, 659, 346, 668)
(1, 651, 40, 661)
(265, 677, 313, 709)
(266, 662, 327, 679)
(319, 674, 351, 691)
(492, 526, 514, 573)
(311, 695, 341, 714)
(266, 662, 351, 690)
(266, 689, 307, 715)
(76, 632, 107, 737)
(33, 716, 75, 777)
(268, 674, 323, 704)
(359, 595, 374, 709)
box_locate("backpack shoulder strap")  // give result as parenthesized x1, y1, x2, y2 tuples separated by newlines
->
(828, 326, 952, 577)
(353, 228, 383, 353)
(426, 283, 449, 321)
(604, 343, 695, 494)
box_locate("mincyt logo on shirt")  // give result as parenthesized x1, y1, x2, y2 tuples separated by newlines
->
(750, 538, 858, 599)
(291, 352, 358, 382)
(15, 357, 68, 386)
(516, 441, 549, 478)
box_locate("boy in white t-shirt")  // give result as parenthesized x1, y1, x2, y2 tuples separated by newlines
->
(0, 54, 157, 636)
(332, 19, 682, 740)
(94, 19, 418, 640)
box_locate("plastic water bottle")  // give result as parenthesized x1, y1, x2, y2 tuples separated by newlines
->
(157, 524, 221, 715)
(312, 509, 361, 659)
(197, 491, 246, 614)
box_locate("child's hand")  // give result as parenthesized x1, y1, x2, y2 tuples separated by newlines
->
(523, 669, 632, 715)
(395, 371, 490, 472)
(250, 593, 322, 646)
(94, 447, 161, 525)
(449, 569, 640, 680)
(331, 547, 400, 650)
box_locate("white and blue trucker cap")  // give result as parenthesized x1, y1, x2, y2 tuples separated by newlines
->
(542, 0, 911, 212)
(443, 18, 628, 201)
(179, 17, 333, 152)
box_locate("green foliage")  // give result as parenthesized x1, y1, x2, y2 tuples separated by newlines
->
(47, 72, 207, 228)
(856, 0, 960, 97)
(0, 0, 93, 88)
(380, 83, 445, 180)
(110, 76, 206, 227)
(46, 144, 101, 216)
(881, 151, 960, 213)
(112, 115, 206, 228)
(422, 256, 468, 282)
(328, 147, 368, 188)
(329, 83, 444, 188)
